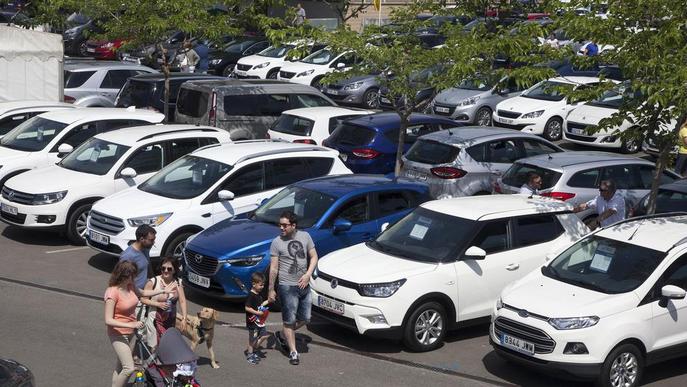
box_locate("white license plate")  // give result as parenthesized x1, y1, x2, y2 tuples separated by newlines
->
(435, 106, 450, 113)
(122, 56, 139, 64)
(188, 271, 210, 288)
(571, 128, 584, 135)
(87, 48, 95, 53)
(381, 97, 390, 104)
(89, 230, 109, 245)
(501, 333, 535, 356)
(328, 89, 339, 95)
(318, 295, 344, 314)
(1, 203, 17, 215)
(339, 153, 348, 162)
(234, 70, 246, 76)
(405, 170, 427, 181)
(501, 118, 514, 124)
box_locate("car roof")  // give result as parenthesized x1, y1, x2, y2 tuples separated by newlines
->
(183, 79, 313, 91)
(95, 124, 224, 145)
(596, 215, 687, 252)
(64, 61, 155, 71)
(281, 106, 374, 120)
(128, 73, 225, 82)
(295, 174, 427, 198)
(345, 112, 457, 131)
(658, 179, 687, 193)
(514, 151, 650, 169)
(421, 194, 572, 221)
(191, 140, 337, 165)
(546, 76, 603, 85)
(37, 108, 164, 125)
(0, 100, 75, 115)
(418, 126, 557, 145)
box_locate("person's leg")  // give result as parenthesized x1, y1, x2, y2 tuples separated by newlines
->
(110, 334, 135, 387)
(246, 329, 256, 355)
(278, 285, 298, 354)
(293, 286, 312, 333)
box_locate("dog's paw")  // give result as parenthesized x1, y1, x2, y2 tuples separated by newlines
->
(211, 362, 220, 369)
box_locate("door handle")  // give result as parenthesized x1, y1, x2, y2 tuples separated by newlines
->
(506, 263, 519, 271)
(201, 213, 211, 218)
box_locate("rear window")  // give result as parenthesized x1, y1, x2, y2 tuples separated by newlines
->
(223, 94, 290, 116)
(270, 114, 315, 136)
(405, 139, 460, 164)
(176, 88, 209, 118)
(328, 123, 376, 146)
(64, 70, 95, 88)
(502, 163, 561, 189)
(116, 80, 156, 108)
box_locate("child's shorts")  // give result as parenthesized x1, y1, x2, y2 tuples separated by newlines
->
(248, 326, 267, 344)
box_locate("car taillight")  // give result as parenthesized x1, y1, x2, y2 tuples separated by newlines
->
(63, 95, 75, 103)
(294, 139, 317, 145)
(352, 148, 380, 159)
(541, 191, 576, 201)
(430, 167, 467, 179)
(493, 181, 502, 193)
(209, 91, 217, 127)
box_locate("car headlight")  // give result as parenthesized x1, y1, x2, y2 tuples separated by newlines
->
(495, 296, 504, 310)
(521, 110, 545, 119)
(296, 69, 315, 77)
(209, 58, 222, 65)
(219, 255, 264, 267)
(548, 316, 599, 330)
(254, 62, 270, 69)
(458, 96, 480, 106)
(343, 81, 364, 90)
(32, 190, 68, 205)
(127, 213, 172, 227)
(357, 279, 406, 297)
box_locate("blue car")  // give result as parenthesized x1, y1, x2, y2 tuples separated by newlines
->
(182, 175, 430, 299)
(322, 112, 459, 175)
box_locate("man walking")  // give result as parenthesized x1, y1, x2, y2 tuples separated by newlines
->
(268, 211, 318, 365)
(573, 179, 625, 229)
(519, 172, 542, 196)
(293, 3, 306, 25)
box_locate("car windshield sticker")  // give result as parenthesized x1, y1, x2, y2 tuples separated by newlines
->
(589, 244, 615, 273)
(409, 216, 432, 240)
(89, 149, 100, 162)
(294, 201, 304, 217)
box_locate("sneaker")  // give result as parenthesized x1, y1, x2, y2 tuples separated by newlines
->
(289, 351, 299, 365)
(246, 355, 259, 365)
(254, 349, 267, 358)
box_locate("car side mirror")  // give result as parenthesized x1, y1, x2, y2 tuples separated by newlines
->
(57, 143, 73, 157)
(463, 246, 487, 260)
(218, 190, 235, 201)
(381, 222, 390, 232)
(259, 198, 269, 207)
(120, 167, 137, 178)
(336, 62, 346, 69)
(332, 218, 352, 233)
(659, 285, 686, 307)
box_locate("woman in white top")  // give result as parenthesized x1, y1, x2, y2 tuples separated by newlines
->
(143, 256, 187, 347)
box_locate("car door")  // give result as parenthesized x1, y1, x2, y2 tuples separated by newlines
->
(635, 164, 679, 210)
(518, 138, 561, 158)
(510, 214, 567, 273)
(113, 142, 164, 190)
(649, 254, 687, 352)
(100, 70, 140, 105)
(317, 194, 372, 255)
(207, 161, 266, 223)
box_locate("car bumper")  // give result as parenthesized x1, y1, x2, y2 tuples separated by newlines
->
(493, 114, 544, 134)
(563, 131, 622, 148)
(433, 104, 478, 123)
(0, 198, 67, 228)
(324, 89, 364, 105)
(234, 68, 269, 79)
(85, 222, 166, 257)
(181, 251, 270, 299)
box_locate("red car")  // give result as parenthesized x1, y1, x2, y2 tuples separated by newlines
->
(84, 38, 125, 60)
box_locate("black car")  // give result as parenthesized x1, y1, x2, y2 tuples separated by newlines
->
(208, 37, 270, 76)
(0, 358, 34, 387)
(61, 15, 102, 57)
(633, 179, 687, 216)
(115, 73, 224, 121)
(378, 64, 446, 111)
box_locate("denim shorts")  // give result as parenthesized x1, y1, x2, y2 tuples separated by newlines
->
(248, 326, 267, 344)
(278, 284, 311, 326)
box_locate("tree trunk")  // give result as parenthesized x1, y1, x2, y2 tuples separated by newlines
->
(647, 116, 686, 214)
(160, 44, 171, 123)
(394, 111, 410, 176)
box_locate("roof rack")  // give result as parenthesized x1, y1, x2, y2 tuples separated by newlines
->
(137, 128, 220, 142)
(233, 145, 329, 165)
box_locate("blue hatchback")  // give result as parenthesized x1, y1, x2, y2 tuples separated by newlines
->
(182, 175, 430, 299)
(322, 112, 459, 174)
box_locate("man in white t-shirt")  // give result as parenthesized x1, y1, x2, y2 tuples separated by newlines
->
(574, 179, 626, 229)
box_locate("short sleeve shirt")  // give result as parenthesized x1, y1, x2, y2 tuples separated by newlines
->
(104, 285, 139, 336)
(586, 192, 626, 227)
(519, 184, 539, 196)
(270, 230, 315, 286)
(245, 291, 263, 327)
(679, 125, 687, 154)
(119, 246, 149, 289)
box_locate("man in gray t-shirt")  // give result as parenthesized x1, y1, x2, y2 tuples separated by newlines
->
(268, 211, 318, 366)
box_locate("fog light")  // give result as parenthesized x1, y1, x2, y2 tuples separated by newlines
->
(363, 314, 387, 324)
(601, 135, 617, 143)
(456, 114, 469, 121)
(36, 215, 56, 224)
(564, 342, 589, 354)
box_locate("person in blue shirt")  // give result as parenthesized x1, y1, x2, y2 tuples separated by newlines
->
(194, 41, 209, 74)
(583, 41, 599, 56)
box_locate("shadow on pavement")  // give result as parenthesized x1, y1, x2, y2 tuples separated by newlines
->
(481, 350, 584, 387)
(2, 226, 68, 247)
(641, 356, 687, 385)
(87, 252, 117, 274)
(183, 285, 245, 314)
(307, 317, 403, 355)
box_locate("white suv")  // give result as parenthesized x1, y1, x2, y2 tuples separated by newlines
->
(0, 108, 164, 188)
(0, 125, 230, 244)
(310, 195, 588, 352)
(490, 213, 687, 387)
(85, 141, 351, 259)
(267, 106, 374, 146)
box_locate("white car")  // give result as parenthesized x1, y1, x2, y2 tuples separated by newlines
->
(0, 100, 76, 139)
(491, 213, 687, 387)
(267, 106, 374, 145)
(0, 108, 164, 188)
(85, 141, 352, 259)
(234, 42, 326, 80)
(0, 125, 230, 244)
(278, 48, 357, 88)
(493, 76, 605, 141)
(310, 195, 588, 352)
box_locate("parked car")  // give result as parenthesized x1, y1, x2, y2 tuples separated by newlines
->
(401, 127, 563, 198)
(322, 112, 459, 174)
(115, 73, 224, 122)
(61, 13, 99, 56)
(0, 358, 34, 387)
(208, 36, 270, 76)
(493, 76, 606, 141)
(0, 125, 229, 244)
(0, 100, 76, 138)
(234, 42, 326, 80)
(0, 108, 164, 188)
(183, 175, 430, 298)
(64, 61, 157, 106)
(495, 151, 680, 223)
(311, 195, 588, 351)
(633, 179, 687, 216)
(278, 48, 359, 88)
(267, 106, 374, 145)
(491, 213, 687, 387)
(379, 65, 445, 111)
(174, 79, 335, 140)
(85, 38, 126, 60)
(85, 141, 352, 259)
(323, 73, 383, 109)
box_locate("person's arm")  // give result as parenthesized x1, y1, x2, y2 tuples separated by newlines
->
(177, 280, 187, 331)
(105, 299, 143, 329)
(298, 246, 319, 289)
(574, 198, 596, 212)
(268, 254, 279, 302)
(597, 197, 623, 223)
(134, 281, 176, 298)
(245, 305, 264, 316)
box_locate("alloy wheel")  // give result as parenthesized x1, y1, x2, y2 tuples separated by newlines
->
(76, 212, 89, 238)
(414, 309, 444, 346)
(476, 108, 492, 126)
(609, 352, 638, 387)
(172, 241, 186, 261)
(546, 119, 563, 141)
(365, 89, 380, 109)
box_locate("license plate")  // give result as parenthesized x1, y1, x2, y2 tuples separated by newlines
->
(87, 48, 95, 53)
(234, 70, 246, 76)
(381, 97, 390, 104)
(572, 128, 584, 135)
(339, 153, 348, 162)
(405, 170, 427, 181)
(1, 203, 17, 215)
(122, 56, 139, 64)
(501, 333, 535, 356)
(188, 271, 210, 288)
(318, 295, 344, 314)
(328, 89, 339, 95)
(435, 106, 450, 113)
(501, 118, 514, 124)
(89, 230, 109, 245)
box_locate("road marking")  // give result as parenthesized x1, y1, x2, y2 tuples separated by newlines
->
(45, 246, 91, 254)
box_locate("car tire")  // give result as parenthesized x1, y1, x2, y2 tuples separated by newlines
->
(402, 301, 447, 352)
(78, 41, 88, 57)
(266, 69, 279, 79)
(544, 117, 563, 141)
(222, 65, 235, 77)
(362, 88, 380, 109)
(474, 107, 492, 126)
(596, 343, 644, 387)
(620, 138, 640, 154)
(66, 203, 92, 245)
(163, 232, 195, 262)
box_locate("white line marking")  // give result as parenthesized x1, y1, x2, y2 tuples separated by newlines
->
(45, 246, 91, 254)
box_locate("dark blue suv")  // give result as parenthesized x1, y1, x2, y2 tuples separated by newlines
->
(182, 175, 430, 299)
(322, 113, 459, 174)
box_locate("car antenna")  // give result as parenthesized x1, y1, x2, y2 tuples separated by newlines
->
(628, 218, 646, 241)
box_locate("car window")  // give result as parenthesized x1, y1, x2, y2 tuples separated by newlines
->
(302, 157, 334, 177)
(519, 139, 559, 157)
(224, 162, 265, 197)
(327, 195, 369, 226)
(223, 94, 290, 116)
(384, 124, 439, 145)
(637, 165, 677, 189)
(501, 163, 562, 190)
(58, 122, 98, 148)
(469, 220, 509, 254)
(513, 215, 564, 248)
(271, 114, 315, 136)
(122, 143, 164, 175)
(377, 191, 413, 218)
(328, 123, 376, 146)
(466, 143, 487, 162)
(328, 115, 362, 134)
(167, 138, 203, 162)
(101, 70, 136, 89)
(265, 158, 309, 190)
(567, 168, 600, 188)
(601, 165, 636, 189)
(405, 139, 461, 164)
(177, 88, 209, 118)
(291, 94, 333, 108)
(658, 255, 687, 291)
(64, 70, 95, 88)
(0, 112, 32, 136)
(486, 140, 520, 163)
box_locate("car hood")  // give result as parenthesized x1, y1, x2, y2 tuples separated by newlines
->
(497, 95, 563, 113)
(502, 270, 640, 319)
(237, 55, 283, 67)
(333, 74, 377, 86)
(434, 88, 483, 105)
(280, 61, 326, 73)
(91, 186, 191, 219)
(0, 145, 29, 164)
(567, 104, 617, 125)
(187, 219, 279, 258)
(317, 243, 437, 283)
(4, 165, 103, 193)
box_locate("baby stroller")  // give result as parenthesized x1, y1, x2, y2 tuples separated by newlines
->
(137, 328, 201, 387)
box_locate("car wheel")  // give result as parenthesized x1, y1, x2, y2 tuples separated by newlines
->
(78, 41, 88, 57)
(222, 65, 235, 77)
(163, 232, 195, 262)
(475, 107, 492, 126)
(597, 344, 644, 387)
(402, 301, 447, 352)
(266, 69, 279, 79)
(362, 88, 380, 109)
(66, 203, 92, 245)
(544, 117, 563, 141)
(620, 138, 640, 154)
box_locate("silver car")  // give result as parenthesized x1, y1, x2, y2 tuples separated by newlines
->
(431, 76, 526, 126)
(496, 151, 681, 223)
(63, 61, 157, 106)
(323, 74, 381, 109)
(400, 127, 563, 198)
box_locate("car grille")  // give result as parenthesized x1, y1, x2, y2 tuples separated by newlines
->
(317, 270, 359, 290)
(88, 211, 125, 235)
(184, 249, 219, 276)
(566, 121, 591, 133)
(0, 211, 26, 224)
(493, 317, 555, 354)
(433, 103, 456, 116)
(565, 133, 596, 142)
(494, 121, 528, 130)
(279, 71, 296, 79)
(1, 187, 34, 205)
(328, 84, 344, 90)
(498, 110, 521, 119)
(236, 63, 252, 71)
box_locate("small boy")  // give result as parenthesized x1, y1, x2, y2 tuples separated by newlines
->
(244, 272, 270, 364)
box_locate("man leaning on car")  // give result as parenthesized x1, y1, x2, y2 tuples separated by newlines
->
(573, 179, 626, 229)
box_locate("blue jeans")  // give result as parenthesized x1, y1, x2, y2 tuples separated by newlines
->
(278, 285, 311, 326)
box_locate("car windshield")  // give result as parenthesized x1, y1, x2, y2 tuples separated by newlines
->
(543, 235, 664, 294)
(270, 114, 315, 136)
(501, 163, 562, 190)
(59, 138, 130, 175)
(138, 155, 232, 199)
(258, 45, 293, 58)
(116, 80, 157, 108)
(224, 39, 259, 53)
(522, 81, 574, 102)
(457, 77, 494, 91)
(586, 88, 625, 109)
(301, 49, 336, 65)
(251, 186, 335, 228)
(370, 207, 474, 263)
(0, 117, 69, 152)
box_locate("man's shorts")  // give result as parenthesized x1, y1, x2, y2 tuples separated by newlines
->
(248, 326, 267, 344)
(278, 284, 311, 326)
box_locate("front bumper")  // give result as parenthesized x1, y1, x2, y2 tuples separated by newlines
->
(233, 67, 269, 79)
(492, 113, 543, 134)
(0, 197, 67, 229)
(85, 221, 166, 257)
(563, 130, 622, 148)
(324, 88, 364, 105)
(433, 103, 478, 123)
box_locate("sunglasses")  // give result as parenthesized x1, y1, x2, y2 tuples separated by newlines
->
(599, 189, 609, 192)
(279, 223, 293, 228)
(162, 266, 175, 272)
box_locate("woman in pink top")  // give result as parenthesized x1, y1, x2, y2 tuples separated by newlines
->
(104, 260, 175, 387)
